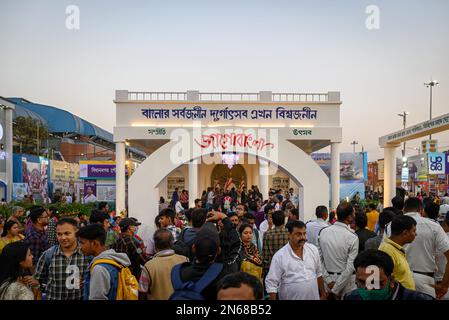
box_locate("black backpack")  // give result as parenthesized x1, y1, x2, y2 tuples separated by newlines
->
(169, 262, 223, 300)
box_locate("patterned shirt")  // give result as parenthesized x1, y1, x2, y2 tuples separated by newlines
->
(47, 217, 58, 247)
(25, 225, 49, 266)
(34, 245, 91, 300)
(166, 225, 181, 242)
(112, 234, 148, 278)
(262, 226, 289, 274)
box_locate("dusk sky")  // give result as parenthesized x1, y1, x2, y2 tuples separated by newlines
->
(1, 0, 448, 161)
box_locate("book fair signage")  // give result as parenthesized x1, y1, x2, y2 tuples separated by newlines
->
(141, 106, 318, 122)
(194, 133, 275, 152)
(148, 128, 166, 135)
(293, 129, 312, 136)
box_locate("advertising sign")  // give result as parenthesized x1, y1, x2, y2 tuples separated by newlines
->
(80, 161, 116, 179)
(428, 152, 446, 175)
(83, 180, 97, 203)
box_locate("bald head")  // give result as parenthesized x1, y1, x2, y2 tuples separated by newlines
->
(154, 228, 174, 251)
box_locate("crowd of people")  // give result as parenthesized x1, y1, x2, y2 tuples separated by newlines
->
(0, 188, 449, 301)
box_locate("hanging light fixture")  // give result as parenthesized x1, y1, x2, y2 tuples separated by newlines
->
(221, 152, 240, 169)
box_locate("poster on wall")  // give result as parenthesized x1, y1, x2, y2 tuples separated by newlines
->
(272, 177, 290, 190)
(17, 155, 50, 201)
(377, 159, 384, 181)
(167, 177, 185, 201)
(83, 180, 97, 203)
(97, 185, 116, 202)
(340, 153, 365, 182)
(312, 153, 366, 182)
(12, 183, 28, 201)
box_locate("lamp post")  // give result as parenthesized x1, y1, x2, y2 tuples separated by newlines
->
(424, 79, 439, 140)
(350, 140, 359, 153)
(397, 111, 409, 158)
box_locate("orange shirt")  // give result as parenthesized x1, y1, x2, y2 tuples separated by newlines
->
(366, 210, 379, 232)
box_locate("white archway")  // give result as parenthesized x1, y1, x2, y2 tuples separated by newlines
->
(128, 138, 329, 235)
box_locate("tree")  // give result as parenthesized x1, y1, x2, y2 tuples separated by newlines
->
(13, 116, 49, 155)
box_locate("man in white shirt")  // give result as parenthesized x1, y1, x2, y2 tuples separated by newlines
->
(439, 197, 449, 223)
(259, 204, 275, 246)
(266, 220, 326, 300)
(175, 200, 184, 215)
(436, 212, 449, 300)
(206, 187, 214, 211)
(385, 197, 449, 299)
(83, 186, 97, 204)
(65, 193, 73, 204)
(317, 202, 358, 299)
(306, 206, 329, 247)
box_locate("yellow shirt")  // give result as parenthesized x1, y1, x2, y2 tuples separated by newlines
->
(0, 235, 24, 254)
(379, 238, 415, 290)
(366, 210, 380, 232)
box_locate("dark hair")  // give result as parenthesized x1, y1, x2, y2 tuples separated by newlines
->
(154, 215, 161, 229)
(355, 211, 368, 229)
(424, 201, 440, 220)
(77, 212, 87, 219)
(194, 199, 201, 206)
(272, 210, 285, 227)
(336, 202, 354, 222)
(403, 197, 422, 213)
(286, 220, 306, 233)
(315, 206, 328, 218)
(391, 215, 417, 236)
(368, 203, 377, 210)
(194, 236, 218, 264)
(76, 224, 106, 245)
(264, 204, 275, 215)
(56, 217, 79, 229)
(217, 272, 264, 300)
(98, 202, 108, 211)
(238, 223, 253, 235)
(243, 212, 255, 221)
(89, 211, 109, 224)
(228, 212, 238, 219)
(392, 196, 405, 211)
(1, 220, 19, 237)
(290, 208, 299, 220)
(0, 241, 30, 287)
(48, 206, 59, 218)
(154, 229, 173, 251)
(29, 207, 46, 223)
(159, 208, 176, 223)
(237, 204, 249, 213)
(191, 208, 207, 228)
(354, 250, 394, 277)
(378, 210, 395, 229)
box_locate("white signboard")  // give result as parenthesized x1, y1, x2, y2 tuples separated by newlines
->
(428, 152, 446, 175)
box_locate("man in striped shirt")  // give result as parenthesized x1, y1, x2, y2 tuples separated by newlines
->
(35, 218, 91, 300)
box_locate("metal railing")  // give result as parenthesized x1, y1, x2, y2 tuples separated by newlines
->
(272, 93, 328, 102)
(128, 92, 187, 101)
(127, 91, 329, 102)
